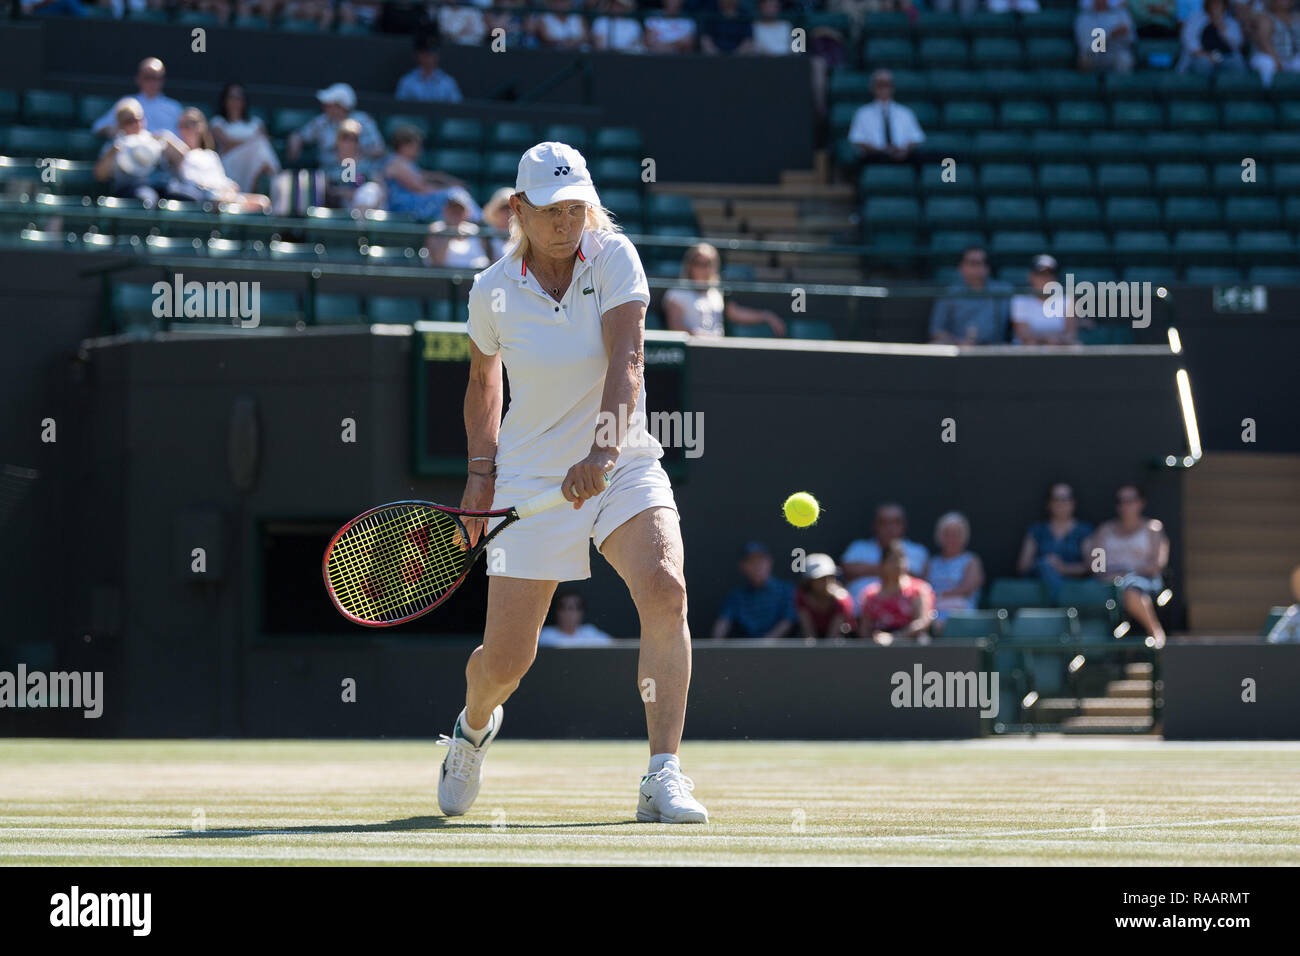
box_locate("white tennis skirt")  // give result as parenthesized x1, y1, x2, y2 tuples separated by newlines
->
(484, 454, 677, 581)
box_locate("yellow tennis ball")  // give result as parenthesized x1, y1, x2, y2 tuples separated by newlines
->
(783, 492, 820, 528)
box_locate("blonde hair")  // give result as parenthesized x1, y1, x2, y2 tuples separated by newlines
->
(179, 107, 215, 151)
(114, 97, 144, 125)
(508, 195, 620, 263)
(680, 242, 721, 280)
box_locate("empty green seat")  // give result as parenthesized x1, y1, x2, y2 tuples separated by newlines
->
(602, 188, 644, 227)
(1037, 162, 1093, 194)
(1141, 131, 1203, 162)
(1052, 230, 1111, 264)
(865, 37, 914, 68)
(1225, 196, 1282, 228)
(485, 151, 521, 181)
(367, 295, 425, 323)
(919, 37, 969, 68)
(863, 11, 913, 36)
(990, 230, 1049, 258)
(966, 11, 1020, 36)
(269, 240, 325, 262)
(1235, 230, 1295, 264)
(1260, 132, 1300, 161)
(971, 38, 1023, 69)
(998, 100, 1051, 129)
(1122, 265, 1177, 285)
(435, 118, 482, 146)
(1112, 100, 1164, 129)
(543, 124, 588, 150)
(1056, 100, 1107, 129)
(1029, 130, 1077, 160)
(924, 196, 982, 228)
(487, 121, 535, 149)
(1021, 10, 1077, 36)
(1222, 101, 1277, 130)
(1106, 196, 1162, 228)
(1175, 230, 1234, 264)
(1097, 163, 1153, 193)
(1033, 69, 1099, 99)
(1006, 607, 1078, 642)
(972, 131, 1030, 161)
(1025, 36, 1075, 67)
(1086, 130, 1138, 163)
(647, 193, 696, 228)
(986, 578, 1048, 612)
(920, 155, 978, 192)
(1196, 131, 1244, 162)
(1213, 161, 1266, 189)
(383, 114, 430, 140)
(929, 230, 987, 259)
(864, 196, 921, 228)
(942, 100, 996, 130)
(1248, 265, 1300, 282)
(1184, 265, 1242, 283)
(788, 319, 836, 340)
(860, 164, 916, 192)
(979, 70, 1041, 99)
(927, 69, 987, 98)
(257, 290, 305, 326)
(829, 70, 872, 102)
(1154, 162, 1210, 194)
(1272, 162, 1300, 193)
(591, 157, 645, 186)
(23, 90, 78, 126)
(1044, 196, 1102, 227)
(942, 609, 1008, 640)
(1168, 101, 1219, 129)
(1058, 578, 1117, 619)
(1113, 230, 1173, 263)
(1163, 196, 1221, 228)
(979, 163, 1035, 193)
(594, 127, 644, 156)
(273, 108, 316, 137)
(985, 196, 1041, 228)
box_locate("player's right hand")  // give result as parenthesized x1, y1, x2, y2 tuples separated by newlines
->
(459, 472, 495, 549)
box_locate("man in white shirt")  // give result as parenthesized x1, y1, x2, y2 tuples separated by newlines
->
(841, 503, 930, 605)
(847, 69, 925, 166)
(92, 58, 182, 138)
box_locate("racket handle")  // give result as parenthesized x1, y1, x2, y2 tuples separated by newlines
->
(514, 472, 611, 520)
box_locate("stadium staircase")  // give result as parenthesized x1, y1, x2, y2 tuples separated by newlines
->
(1038, 661, 1155, 733)
(1183, 453, 1300, 633)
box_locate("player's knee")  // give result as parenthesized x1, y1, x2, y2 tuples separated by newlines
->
(635, 563, 688, 623)
(476, 646, 534, 686)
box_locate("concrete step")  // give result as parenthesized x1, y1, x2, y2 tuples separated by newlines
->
(1184, 551, 1299, 576)
(1183, 526, 1300, 550)
(1037, 697, 1154, 718)
(1126, 662, 1154, 678)
(1060, 715, 1155, 732)
(1182, 500, 1300, 524)
(1106, 679, 1154, 698)
(1188, 600, 1276, 632)
(1177, 574, 1294, 603)
(1190, 453, 1300, 478)
(1184, 477, 1300, 502)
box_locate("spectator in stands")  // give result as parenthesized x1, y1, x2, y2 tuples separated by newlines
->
(382, 125, 475, 221)
(92, 57, 182, 138)
(662, 243, 788, 337)
(702, 0, 756, 54)
(210, 82, 281, 193)
(987, 0, 1040, 11)
(480, 186, 517, 261)
(93, 98, 170, 205)
(1129, 0, 1180, 38)
(538, 590, 615, 646)
(796, 553, 857, 640)
(592, 0, 645, 51)
(925, 512, 985, 635)
(848, 69, 926, 168)
(425, 188, 492, 269)
(1085, 483, 1170, 646)
(929, 246, 1012, 345)
(1076, 0, 1137, 73)
(533, 0, 590, 49)
(841, 503, 930, 606)
(711, 542, 798, 640)
(164, 108, 271, 213)
(1017, 481, 1094, 604)
(1266, 565, 1300, 642)
(322, 119, 384, 211)
(1250, 0, 1300, 87)
(645, 0, 699, 52)
(753, 0, 795, 55)
(287, 83, 384, 167)
(1179, 0, 1248, 73)
(439, 3, 489, 46)
(395, 36, 464, 103)
(21, 0, 86, 16)
(858, 541, 935, 644)
(487, 0, 535, 50)
(1011, 255, 1079, 346)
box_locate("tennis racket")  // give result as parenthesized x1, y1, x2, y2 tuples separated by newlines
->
(323, 478, 601, 627)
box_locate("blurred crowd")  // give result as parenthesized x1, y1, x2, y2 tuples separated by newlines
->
(711, 481, 1172, 643)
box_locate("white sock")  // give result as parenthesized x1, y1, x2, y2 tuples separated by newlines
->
(648, 752, 679, 773)
(458, 708, 490, 746)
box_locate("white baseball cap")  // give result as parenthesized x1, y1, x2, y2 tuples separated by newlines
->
(515, 141, 601, 208)
(803, 553, 838, 581)
(317, 83, 357, 109)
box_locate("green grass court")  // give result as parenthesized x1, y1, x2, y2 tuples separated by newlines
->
(2, 739, 1298, 866)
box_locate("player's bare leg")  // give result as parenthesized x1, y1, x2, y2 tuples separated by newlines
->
(438, 575, 556, 816)
(601, 506, 707, 822)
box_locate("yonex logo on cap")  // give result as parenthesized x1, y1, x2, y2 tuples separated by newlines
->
(555, 165, 571, 175)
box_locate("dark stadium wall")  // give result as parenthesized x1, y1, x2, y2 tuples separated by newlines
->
(1162, 644, 1300, 739)
(12, 18, 814, 184)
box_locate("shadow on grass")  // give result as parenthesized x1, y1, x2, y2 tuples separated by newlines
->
(154, 816, 640, 839)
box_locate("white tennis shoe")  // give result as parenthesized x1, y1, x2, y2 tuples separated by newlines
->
(636, 763, 709, 824)
(436, 705, 503, 817)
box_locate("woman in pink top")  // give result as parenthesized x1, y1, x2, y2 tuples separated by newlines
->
(857, 541, 935, 644)
(1085, 483, 1170, 646)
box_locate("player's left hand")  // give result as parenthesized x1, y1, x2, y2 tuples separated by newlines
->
(562, 451, 615, 509)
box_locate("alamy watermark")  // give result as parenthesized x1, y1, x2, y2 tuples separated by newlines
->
(151, 272, 261, 328)
(0, 665, 103, 718)
(594, 404, 704, 459)
(1043, 275, 1153, 329)
(890, 665, 999, 718)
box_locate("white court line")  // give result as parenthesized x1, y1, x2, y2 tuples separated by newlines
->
(1, 813, 1298, 843)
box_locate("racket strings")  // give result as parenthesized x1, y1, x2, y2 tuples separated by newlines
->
(327, 505, 470, 623)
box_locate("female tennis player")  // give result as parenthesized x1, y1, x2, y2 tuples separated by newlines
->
(436, 142, 708, 824)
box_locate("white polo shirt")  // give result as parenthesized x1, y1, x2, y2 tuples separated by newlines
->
(466, 229, 661, 481)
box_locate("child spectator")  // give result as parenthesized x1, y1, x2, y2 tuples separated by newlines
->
(796, 553, 857, 640)
(1017, 481, 1094, 603)
(425, 188, 491, 268)
(288, 83, 384, 167)
(858, 542, 935, 644)
(925, 512, 985, 635)
(538, 590, 615, 647)
(711, 542, 798, 639)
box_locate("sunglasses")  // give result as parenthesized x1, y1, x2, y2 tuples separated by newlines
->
(519, 194, 588, 222)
